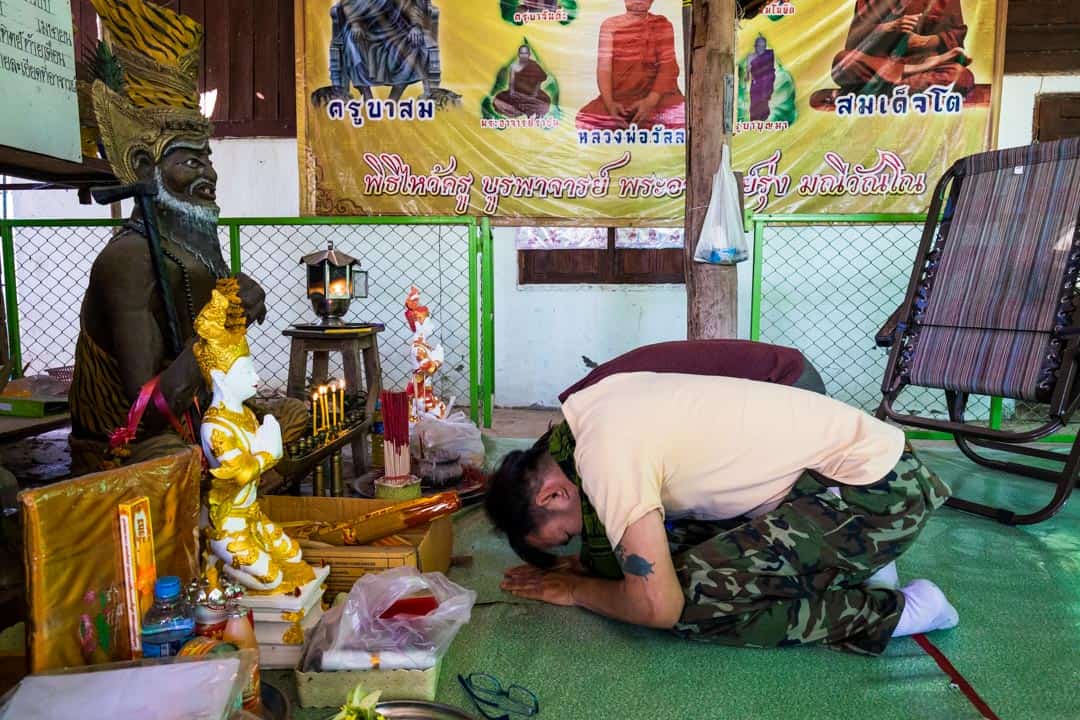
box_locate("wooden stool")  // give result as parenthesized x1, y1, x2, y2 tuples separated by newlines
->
(283, 324, 384, 481)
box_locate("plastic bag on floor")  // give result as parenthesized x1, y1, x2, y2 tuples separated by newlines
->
(301, 567, 476, 672)
(412, 412, 485, 467)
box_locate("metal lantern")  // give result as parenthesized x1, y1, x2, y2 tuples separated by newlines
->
(299, 241, 368, 325)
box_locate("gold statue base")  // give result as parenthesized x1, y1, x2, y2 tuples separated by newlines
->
(240, 564, 330, 612)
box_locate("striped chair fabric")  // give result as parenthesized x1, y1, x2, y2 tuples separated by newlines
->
(906, 137, 1080, 402)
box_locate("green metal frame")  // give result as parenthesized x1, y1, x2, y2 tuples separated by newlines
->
(480, 217, 495, 429)
(0, 215, 495, 426)
(469, 223, 481, 427)
(1, 223, 20, 378)
(749, 213, 1073, 441)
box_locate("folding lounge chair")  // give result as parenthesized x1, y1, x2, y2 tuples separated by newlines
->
(876, 137, 1080, 525)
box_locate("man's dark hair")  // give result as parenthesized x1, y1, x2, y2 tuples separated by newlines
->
(484, 428, 558, 568)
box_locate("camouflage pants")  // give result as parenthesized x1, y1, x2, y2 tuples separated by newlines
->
(670, 445, 950, 655)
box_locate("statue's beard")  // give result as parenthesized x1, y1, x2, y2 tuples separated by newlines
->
(153, 167, 220, 238)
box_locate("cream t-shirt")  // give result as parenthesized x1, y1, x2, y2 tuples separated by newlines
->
(560, 372, 906, 550)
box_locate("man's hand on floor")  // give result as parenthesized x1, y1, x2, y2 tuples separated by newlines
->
(501, 565, 578, 606)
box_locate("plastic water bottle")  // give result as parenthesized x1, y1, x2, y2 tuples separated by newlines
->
(141, 576, 195, 658)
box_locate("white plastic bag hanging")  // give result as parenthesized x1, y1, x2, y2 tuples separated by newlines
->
(693, 144, 748, 265)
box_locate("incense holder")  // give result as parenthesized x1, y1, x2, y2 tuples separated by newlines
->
(413, 452, 463, 489)
(374, 475, 422, 501)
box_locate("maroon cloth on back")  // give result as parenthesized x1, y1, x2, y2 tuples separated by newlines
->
(558, 340, 805, 404)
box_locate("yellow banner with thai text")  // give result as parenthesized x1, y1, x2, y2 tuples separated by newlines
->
(296, 0, 686, 223)
(732, 0, 1003, 214)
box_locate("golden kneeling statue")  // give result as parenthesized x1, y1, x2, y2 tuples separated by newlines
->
(194, 279, 314, 594)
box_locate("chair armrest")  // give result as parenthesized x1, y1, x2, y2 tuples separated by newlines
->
(875, 305, 904, 348)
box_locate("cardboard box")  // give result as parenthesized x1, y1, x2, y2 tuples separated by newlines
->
(260, 496, 453, 597)
(294, 663, 440, 707)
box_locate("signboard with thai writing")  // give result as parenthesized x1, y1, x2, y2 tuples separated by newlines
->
(297, 0, 686, 223)
(732, 0, 1004, 214)
(0, 0, 80, 162)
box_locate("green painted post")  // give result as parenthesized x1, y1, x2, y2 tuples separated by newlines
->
(228, 222, 242, 275)
(989, 397, 1003, 430)
(481, 217, 495, 429)
(1, 223, 22, 378)
(468, 223, 481, 425)
(750, 219, 765, 341)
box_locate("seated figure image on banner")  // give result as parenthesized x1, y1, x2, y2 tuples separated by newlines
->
(737, 34, 797, 125)
(310, 0, 461, 108)
(575, 0, 686, 131)
(500, 0, 579, 25)
(811, 0, 981, 110)
(484, 43, 560, 121)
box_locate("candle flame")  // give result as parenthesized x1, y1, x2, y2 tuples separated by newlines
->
(328, 279, 350, 298)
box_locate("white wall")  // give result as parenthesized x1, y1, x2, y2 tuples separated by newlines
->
(3, 137, 299, 220)
(491, 230, 756, 407)
(492, 226, 682, 407)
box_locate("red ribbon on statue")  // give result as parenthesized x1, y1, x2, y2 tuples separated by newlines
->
(105, 375, 197, 468)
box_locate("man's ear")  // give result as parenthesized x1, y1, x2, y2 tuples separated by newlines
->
(131, 149, 155, 184)
(534, 468, 569, 509)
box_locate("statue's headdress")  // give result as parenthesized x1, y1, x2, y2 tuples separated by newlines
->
(90, 0, 211, 183)
(404, 286, 431, 332)
(194, 279, 250, 383)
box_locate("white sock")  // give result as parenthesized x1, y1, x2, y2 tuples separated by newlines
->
(865, 561, 900, 589)
(891, 579, 959, 637)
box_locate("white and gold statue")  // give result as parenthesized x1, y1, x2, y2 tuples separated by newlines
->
(194, 279, 315, 594)
(404, 286, 450, 421)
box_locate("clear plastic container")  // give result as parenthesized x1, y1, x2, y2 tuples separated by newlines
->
(141, 576, 195, 658)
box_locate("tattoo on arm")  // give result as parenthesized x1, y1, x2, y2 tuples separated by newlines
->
(615, 544, 655, 579)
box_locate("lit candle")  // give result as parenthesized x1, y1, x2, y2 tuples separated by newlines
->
(330, 383, 338, 429)
(311, 392, 319, 435)
(338, 380, 346, 425)
(319, 386, 329, 430)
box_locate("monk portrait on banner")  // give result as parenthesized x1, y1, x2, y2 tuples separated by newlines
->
(831, 0, 975, 96)
(493, 45, 553, 119)
(575, 0, 685, 131)
(311, 0, 460, 108)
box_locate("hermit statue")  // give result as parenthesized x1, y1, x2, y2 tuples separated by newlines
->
(195, 280, 314, 593)
(69, 0, 306, 475)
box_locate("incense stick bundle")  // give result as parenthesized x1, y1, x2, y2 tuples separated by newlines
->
(380, 390, 411, 480)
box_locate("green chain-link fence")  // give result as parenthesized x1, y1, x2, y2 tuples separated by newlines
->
(233, 220, 472, 404)
(0, 216, 493, 423)
(749, 214, 995, 422)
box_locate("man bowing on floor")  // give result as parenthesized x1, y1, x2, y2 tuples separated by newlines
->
(485, 341, 958, 655)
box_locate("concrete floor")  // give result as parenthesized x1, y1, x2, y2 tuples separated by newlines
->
(484, 408, 563, 439)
